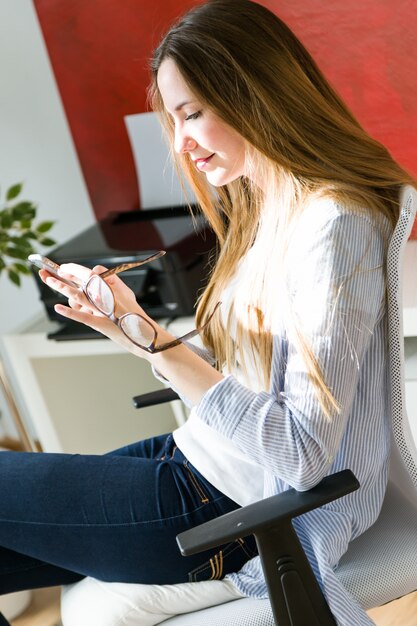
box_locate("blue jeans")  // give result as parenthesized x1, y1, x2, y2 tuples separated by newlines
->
(0, 434, 257, 595)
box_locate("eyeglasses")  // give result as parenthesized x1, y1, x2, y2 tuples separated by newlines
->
(82, 250, 220, 353)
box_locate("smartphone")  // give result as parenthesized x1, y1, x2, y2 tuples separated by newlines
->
(28, 254, 80, 288)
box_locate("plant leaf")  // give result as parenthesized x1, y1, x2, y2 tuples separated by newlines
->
(7, 269, 21, 286)
(21, 230, 38, 240)
(6, 183, 23, 201)
(5, 246, 29, 260)
(10, 236, 32, 249)
(20, 219, 33, 229)
(11, 202, 36, 221)
(12, 263, 31, 275)
(36, 221, 54, 233)
(39, 237, 56, 247)
(1, 212, 13, 228)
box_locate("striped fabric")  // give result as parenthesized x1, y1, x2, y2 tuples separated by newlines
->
(176, 198, 394, 625)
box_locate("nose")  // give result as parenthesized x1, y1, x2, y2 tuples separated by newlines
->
(174, 126, 197, 154)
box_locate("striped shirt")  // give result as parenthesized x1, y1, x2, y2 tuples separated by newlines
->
(173, 197, 392, 625)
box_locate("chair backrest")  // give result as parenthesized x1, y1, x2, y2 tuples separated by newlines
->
(387, 184, 417, 503)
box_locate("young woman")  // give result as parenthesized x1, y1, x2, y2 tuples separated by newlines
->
(0, 1, 416, 625)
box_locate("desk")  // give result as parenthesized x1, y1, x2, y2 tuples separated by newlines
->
(401, 241, 417, 447)
(403, 241, 417, 337)
(0, 317, 193, 454)
(2, 241, 417, 454)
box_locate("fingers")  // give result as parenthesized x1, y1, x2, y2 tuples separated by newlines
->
(53, 303, 144, 357)
(67, 294, 95, 314)
(43, 275, 99, 317)
(43, 274, 81, 299)
(92, 265, 108, 274)
(59, 263, 95, 283)
(38, 268, 80, 290)
(59, 263, 109, 280)
(54, 303, 110, 333)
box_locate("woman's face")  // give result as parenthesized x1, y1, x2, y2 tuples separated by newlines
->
(157, 59, 247, 187)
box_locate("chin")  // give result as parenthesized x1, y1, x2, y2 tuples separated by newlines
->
(206, 171, 241, 187)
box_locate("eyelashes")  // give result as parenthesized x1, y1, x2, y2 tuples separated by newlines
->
(185, 111, 201, 121)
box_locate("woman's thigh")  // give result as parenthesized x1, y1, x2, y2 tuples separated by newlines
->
(0, 435, 256, 591)
(106, 432, 170, 460)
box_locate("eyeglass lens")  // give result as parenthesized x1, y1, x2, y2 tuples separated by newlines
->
(84, 252, 219, 352)
(86, 275, 157, 349)
(86, 275, 114, 316)
(120, 314, 157, 348)
(85, 250, 166, 318)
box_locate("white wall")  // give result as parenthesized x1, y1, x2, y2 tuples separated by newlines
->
(0, 0, 95, 335)
(0, 0, 95, 437)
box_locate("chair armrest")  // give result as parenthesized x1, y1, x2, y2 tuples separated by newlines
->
(132, 388, 180, 408)
(177, 470, 358, 626)
(177, 469, 358, 555)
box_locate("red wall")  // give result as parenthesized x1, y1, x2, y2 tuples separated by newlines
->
(34, 0, 201, 219)
(34, 0, 416, 225)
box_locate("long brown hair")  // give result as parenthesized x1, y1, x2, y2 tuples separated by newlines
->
(150, 0, 416, 416)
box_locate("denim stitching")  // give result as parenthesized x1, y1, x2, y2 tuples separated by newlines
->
(209, 557, 216, 580)
(236, 536, 258, 559)
(0, 495, 229, 527)
(218, 550, 224, 578)
(183, 461, 209, 504)
(188, 561, 214, 582)
(187, 539, 252, 582)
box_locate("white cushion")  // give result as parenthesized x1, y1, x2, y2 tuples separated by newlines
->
(61, 577, 242, 626)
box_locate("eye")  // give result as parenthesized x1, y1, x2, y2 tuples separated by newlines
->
(185, 111, 201, 121)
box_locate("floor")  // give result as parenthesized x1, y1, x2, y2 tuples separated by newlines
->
(11, 588, 61, 626)
(8, 587, 417, 625)
(368, 591, 417, 625)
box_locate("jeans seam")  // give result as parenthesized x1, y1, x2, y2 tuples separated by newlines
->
(0, 495, 229, 527)
(236, 537, 258, 559)
(0, 561, 51, 575)
(188, 539, 249, 582)
(183, 461, 209, 504)
(188, 561, 214, 582)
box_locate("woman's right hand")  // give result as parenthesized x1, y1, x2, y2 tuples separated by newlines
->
(39, 263, 224, 405)
(38, 263, 159, 361)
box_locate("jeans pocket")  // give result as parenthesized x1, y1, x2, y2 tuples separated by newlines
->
(182, 460, 210, 504)
(187, 537, 258, 582)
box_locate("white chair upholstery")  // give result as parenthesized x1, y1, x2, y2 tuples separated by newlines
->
(61, 186, 417, 625)
(336, 184, 417, 609)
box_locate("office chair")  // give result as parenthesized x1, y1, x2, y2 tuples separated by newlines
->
(61, 185, 417, 625)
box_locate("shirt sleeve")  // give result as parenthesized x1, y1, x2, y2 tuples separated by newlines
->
(194, 211, 389, 490)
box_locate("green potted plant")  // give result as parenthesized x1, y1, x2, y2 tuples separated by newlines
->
(0, 182, 56, 286)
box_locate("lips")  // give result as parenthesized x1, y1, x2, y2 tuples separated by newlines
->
(193, 154, 215, 169)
